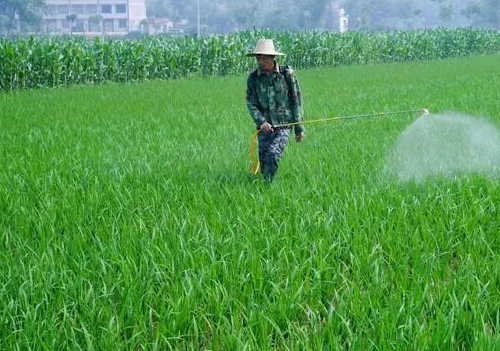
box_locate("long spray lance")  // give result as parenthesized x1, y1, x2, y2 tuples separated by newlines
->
(250, 108, 430, 174)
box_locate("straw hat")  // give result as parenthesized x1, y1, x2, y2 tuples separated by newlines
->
(246, 39, 284, 57)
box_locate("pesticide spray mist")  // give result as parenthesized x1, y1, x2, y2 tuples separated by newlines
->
(383, 112, 500, 182)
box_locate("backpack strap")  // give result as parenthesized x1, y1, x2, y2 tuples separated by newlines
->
(280, 64, 302, 110)
(280, 64, 294, 89)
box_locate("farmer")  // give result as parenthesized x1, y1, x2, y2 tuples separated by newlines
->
(246, 38, 305, 182)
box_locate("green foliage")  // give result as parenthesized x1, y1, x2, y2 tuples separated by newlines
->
(0, 0, 45, 34)
(66, 13, 78, 22)
(1, 54, 500, 350)
(1, 28, 500, 91)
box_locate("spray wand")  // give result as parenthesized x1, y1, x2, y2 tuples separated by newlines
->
(250, 108, 430, 174)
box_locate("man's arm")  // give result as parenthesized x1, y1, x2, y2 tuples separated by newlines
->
(246, 75, 266, 128)
(286, 69, 304, 136)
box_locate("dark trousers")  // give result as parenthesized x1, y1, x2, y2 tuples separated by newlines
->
(258, 128, 291, 181)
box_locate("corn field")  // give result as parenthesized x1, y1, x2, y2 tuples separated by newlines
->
(1, 27, 499, 91)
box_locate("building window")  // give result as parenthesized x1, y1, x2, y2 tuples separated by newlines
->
(118, 19, 127, 29)
(57, 5, 69, 15)
(85, 5, 97, 14)
(74, 19, 86, 32)
(61, 20, 70, 29)
(71, 5, 85, 14)
(104, 19, 114, 31)
(101, 5, 112, 14)
(89, 20, 100, 32)
(115, 4, 127, 13)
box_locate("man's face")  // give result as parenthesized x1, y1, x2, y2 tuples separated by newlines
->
(256, 54, 275, 72)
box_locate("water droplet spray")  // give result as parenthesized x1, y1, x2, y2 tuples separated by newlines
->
(383, 111, 500, 181)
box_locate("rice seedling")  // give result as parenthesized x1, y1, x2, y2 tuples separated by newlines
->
(0, 53, 500, 350)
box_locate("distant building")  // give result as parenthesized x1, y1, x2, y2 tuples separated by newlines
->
(145, 17, 175, 35)
(43, 0, 147, 35)
(339, 8, 348, 33)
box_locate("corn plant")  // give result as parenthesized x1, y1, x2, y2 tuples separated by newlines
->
(1, 28, 500, 91)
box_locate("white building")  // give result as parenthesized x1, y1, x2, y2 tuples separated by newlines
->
(339, 8, 348, 33)
(146, 17, 175, 35)
(43, 0, 147, 35)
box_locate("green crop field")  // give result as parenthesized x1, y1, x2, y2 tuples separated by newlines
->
(2, 28, 500, 91)
(1, 54, 500, 350)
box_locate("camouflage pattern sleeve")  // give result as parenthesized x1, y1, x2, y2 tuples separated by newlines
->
(286, 69, 304, 134)
(246, 74, 266, 128)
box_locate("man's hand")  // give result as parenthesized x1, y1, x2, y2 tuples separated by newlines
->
(295, 132, 305, 143)
(260, 122, 274, 133)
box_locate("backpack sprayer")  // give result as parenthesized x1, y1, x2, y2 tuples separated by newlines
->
(250, 108, 430, 174)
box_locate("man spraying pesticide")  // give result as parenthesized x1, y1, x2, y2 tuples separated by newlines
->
(246, 39, 305, 183)
(246, 38, 429, 181)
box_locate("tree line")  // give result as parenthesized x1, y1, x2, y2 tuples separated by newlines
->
(148, 0, 500, 34)
(1, 0, 499, 35)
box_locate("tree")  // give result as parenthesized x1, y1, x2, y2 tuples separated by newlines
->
(89, 14, 103, 32)
(481, 0, 500, 28)
(139, 18, 149, 33)
(461, 1, 482, 24)
(439, 3, 454, 23)
(296, 0, 330, 29)
(66, 13, 77, 34)
(0, 0, 45, 34)
(147, 0, 196, 22)
(460, 0, 499, 28)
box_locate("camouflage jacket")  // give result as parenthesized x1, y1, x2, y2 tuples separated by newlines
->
(246, 63, 304, 134)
